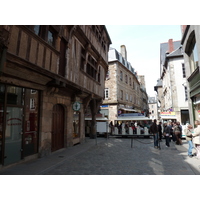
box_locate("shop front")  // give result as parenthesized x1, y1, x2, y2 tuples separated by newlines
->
(0, 84, 39, 166)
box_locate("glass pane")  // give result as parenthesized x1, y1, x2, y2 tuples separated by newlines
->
(7, 86, 24, 106)
(4, 107, 23, 165)
(48, 30, 54, 46)
(73, 112, 80, 138)
(0, 84, 5, 164)
(24, 89, 39, 157)
(34, 25, 40, 35)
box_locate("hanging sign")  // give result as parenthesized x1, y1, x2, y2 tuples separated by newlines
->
(72, 101, 81, 111)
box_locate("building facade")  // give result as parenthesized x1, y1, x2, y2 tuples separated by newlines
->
(0, 25, 111, 166)
(181, 25, 200, 125)
(158, 39, 189, 124)
(101, 45, 149, 123)
(148, 97, 158, 120)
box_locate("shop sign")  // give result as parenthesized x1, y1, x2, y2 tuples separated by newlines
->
(160, 112, 176, 116)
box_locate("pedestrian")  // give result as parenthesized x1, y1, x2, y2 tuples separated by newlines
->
(109, 121, 114, 135)
(163, 121, 170, 147)
(125, 122, 129, 134)
(131, 123, 136, 134)
(149, 119, 159, 148)
(184, 124, 194, 158)
(157, 121, 163, 141)
(173, 121, 182, 145)
(192, 120, 200, 159)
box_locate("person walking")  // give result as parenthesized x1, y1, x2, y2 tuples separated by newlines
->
(184, 124, 194, 158)
(158, 122, 163, 141)
(173, 121, 182, 145)
(192, 120, 200, 159)
(163, 122, 170, 147)
(149, 119, 159, 149)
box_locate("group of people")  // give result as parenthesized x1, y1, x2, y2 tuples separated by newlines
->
(149, 119, 200, 159)
(109, 121, 145, 135)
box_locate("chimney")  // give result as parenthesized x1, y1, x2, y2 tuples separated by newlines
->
(168, 39, 174, 53)
(181, 25, 187, 35)
(120, 45, 127, 60)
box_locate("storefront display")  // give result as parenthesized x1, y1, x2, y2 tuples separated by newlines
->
(0, 84, 39, 165)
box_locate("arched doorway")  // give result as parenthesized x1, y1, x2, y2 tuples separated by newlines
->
(52, 104, 64, 152)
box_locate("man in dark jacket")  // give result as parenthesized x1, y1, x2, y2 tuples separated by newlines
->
(158, 122, 163, 141)
(149, 119, 159, 148)
(163, 122, 171, 147)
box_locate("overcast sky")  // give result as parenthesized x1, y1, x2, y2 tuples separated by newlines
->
(106, 25, 182, 97)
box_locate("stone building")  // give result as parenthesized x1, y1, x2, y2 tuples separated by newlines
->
(148, 97, 158, 120)
(181, 25, 200, 125)
(101, 45, 149, 123)
(0, 25, 111, 166)
(158, 39, 189, 124)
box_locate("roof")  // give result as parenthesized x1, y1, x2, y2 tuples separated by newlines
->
(108, 47, 137, 77)
(166, 46, 183, 58)
(160, 40, 181, 76)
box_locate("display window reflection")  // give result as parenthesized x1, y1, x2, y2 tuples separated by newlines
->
(0, 84, 5, 165)
(73, 112, 80, 138)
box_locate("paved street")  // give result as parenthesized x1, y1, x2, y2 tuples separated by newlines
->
(0, 136, 200, 175)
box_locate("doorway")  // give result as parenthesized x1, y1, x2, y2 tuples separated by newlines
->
(52, 104, 64, 152)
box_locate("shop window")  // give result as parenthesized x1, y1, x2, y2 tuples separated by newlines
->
(0, 84, 5, 165)
(7, 86, 24, 106)
(24, 89, 39, 157)
(73, 112, 80, 138)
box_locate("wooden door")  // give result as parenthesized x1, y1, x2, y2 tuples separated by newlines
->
(52, 104, 64, 152)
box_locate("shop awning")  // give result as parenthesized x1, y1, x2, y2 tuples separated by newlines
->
(160, 116, 177, 119)
(120, 108, 138, 112)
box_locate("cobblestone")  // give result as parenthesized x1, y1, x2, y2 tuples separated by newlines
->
(0, 137, 200, 175)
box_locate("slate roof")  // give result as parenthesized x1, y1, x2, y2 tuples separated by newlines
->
(160, 40, 181, 76)
(166, 46, 183, 58)
(108, 47, 137, 77)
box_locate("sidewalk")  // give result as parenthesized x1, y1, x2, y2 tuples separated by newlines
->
(0, 137, 103, 175)
(0, 137, 200, 175)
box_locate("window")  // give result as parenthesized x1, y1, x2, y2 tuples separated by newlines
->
(120, 71, 123, 81)
(184, 86, 188, 101)
(129, 77, 132, 86)
(47, 30, 55, 46)
(106, 70, 110, 80)
(104, 88, 109, 99)
(126, 93, 128, 101)
(182, 63, 186, 78)
(120, 90, 123, 100)
(86, 55, 97, 80)
(33, 25, 40, 35)
(80, 47, 86, 70)
(190, 43, 199, 72)
(125, 75, 128, 84)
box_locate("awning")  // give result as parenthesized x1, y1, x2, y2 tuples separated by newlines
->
(120, 108, 138, 112)
(160, 116, 177, 119)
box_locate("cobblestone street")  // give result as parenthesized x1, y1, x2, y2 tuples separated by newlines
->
(1, 137, 200, 175)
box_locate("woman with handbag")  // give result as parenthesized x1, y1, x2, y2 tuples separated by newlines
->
(192, 120, 200, 159)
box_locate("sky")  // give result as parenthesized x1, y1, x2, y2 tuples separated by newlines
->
(105, 25, 182, 97)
